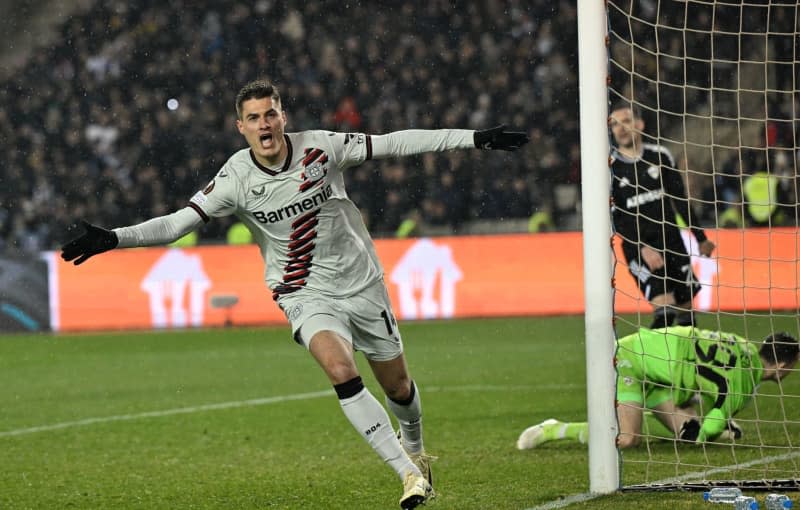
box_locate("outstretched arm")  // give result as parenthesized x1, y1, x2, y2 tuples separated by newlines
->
(113, 207, 204, 247)
(61, 207, 204, 265)
(370, 125, 529, 159)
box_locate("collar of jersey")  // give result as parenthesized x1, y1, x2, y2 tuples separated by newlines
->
(611, 146, 644, 164)
(249, 134, 293, 175)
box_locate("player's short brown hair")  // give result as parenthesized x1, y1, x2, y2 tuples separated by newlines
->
(610, 100, 642, 120)
(760, 331, 799, 366)
(235, 80, 281, 119)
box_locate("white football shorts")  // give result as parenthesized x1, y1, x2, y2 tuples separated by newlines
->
(279, 280, 404, 361)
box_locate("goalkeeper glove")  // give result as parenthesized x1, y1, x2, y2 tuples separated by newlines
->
(718, 419, 743, 441)
(678, 418, 701, 442)
(61, 220, 118, 265)
(474, 125, 530, 151)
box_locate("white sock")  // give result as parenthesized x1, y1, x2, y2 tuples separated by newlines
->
(386, 381, 423, 455)
(340, 387, 420, 479)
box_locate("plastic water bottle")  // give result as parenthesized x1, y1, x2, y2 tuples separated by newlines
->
(765, 494, 793, 510)
(704, 487, 743, 503)
(734, 496, 759, 510)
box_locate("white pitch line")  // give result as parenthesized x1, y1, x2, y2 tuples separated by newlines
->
(0, 383, 554, 438)
(0, 390, 333, 438)
(524, 492, 599, 510)
(524, 450, 800, 510)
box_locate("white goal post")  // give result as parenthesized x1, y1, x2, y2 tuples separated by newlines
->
(578, 0, 619, 495)
(580, 0, 800, 494)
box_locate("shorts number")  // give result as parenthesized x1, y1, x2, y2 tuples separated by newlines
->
(380, 310, 394, 335)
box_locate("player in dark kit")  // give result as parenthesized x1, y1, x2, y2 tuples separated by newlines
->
(609, 104, 715, 329)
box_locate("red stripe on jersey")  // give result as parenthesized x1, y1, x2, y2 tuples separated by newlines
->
(292, 210, 318, 229)
(287, 230, 317, 250)
(287, 242, 315, 259)
(283, 269, 310, 283)
(290, 217, 319, 240)
(284, 255, 312, 272)
(300, 179, 325, 192)
(299, 179, 318, 192)
(272, 284, 301, 301)
(302, 148, 324, 166)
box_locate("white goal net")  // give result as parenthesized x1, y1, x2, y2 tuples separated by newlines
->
(606, 0, 800, 491)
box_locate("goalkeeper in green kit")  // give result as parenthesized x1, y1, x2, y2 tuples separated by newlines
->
(516, 327, 799, 449)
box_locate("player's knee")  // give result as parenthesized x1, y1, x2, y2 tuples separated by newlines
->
(384, 377, 413, 403)
(333, 375, 364, 400)
(325, 361, 360, 385)
(617, 433, 641, 449)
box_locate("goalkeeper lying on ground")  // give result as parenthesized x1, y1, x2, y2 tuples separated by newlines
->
(517, 326, 799, 449)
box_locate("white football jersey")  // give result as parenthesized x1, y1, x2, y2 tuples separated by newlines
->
(189, 130, 382, 301)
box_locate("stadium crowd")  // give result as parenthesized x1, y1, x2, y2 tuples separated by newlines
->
(2, 0, 796, 255)
(609, 0, 800, 229)
(0, 0, 579, 254)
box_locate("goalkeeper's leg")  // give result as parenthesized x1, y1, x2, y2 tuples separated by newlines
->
(516, 419, 588, 449)
(517, 401, 645, 449)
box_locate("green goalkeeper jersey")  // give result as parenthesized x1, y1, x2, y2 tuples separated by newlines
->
(616, 326, 763, 442)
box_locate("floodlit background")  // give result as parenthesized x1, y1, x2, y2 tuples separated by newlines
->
(1, 1, 799, 509)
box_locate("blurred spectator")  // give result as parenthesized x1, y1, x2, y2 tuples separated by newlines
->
(714, 155, 743, 207)
(0, 0, 585, 253)
(333, 96, 362, 131)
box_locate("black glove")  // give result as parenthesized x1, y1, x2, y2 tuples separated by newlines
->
(474, 125, 530, 151)
(723, 419, 743, 440)
(678, 418, 701, 442)
(61, 220, 119, 265)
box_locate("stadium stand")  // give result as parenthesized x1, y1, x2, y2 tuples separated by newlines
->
(1, 1, 575, 253)
(4, 1, 798, 256)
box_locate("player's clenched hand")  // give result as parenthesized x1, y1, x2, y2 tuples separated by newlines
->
(678, 418, 701, 443)
(699, 239, 715, 257)
(718, 419, 743, 441)
(61, 220, 118, 265)
(474, 125, 530, 151)
(640, 245, 664, 270)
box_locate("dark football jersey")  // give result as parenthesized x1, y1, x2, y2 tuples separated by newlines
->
(611, 143, 707, 253)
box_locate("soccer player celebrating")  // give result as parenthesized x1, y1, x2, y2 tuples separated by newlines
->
(609, 103, 715, 329)
(61, 80, 529, 509)
(516, 327, 799, 449)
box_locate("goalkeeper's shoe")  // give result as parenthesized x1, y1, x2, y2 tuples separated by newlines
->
(400, 471, 433, 509)
(516, 418, 561, 450)
(397, 430, 437, 497)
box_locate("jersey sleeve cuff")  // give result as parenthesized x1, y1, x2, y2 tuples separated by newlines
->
(691, 227, 707, 243)
(188, 202, 210, 223)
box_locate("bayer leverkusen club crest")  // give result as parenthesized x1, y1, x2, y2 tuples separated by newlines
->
(300, 148, 329, 192)
(307, 163, 325, 181)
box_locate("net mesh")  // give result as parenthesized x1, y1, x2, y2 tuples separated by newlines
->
(607, 0, 800, 489)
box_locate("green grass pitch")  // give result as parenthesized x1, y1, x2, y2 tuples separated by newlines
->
(1, 315, 799, 509)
